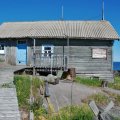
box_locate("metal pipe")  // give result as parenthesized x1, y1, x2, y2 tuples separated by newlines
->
(102, 0, 104, 20)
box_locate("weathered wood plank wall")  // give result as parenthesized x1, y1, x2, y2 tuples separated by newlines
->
(31, 38, 113, 81)
(0, 38, 113, 81)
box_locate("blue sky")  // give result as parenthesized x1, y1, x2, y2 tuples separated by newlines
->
(0, 0, 120, 61)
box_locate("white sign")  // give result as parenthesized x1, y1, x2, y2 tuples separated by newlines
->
(92, 49, 107, 58)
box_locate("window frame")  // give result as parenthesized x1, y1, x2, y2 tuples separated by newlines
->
(42, 45, 54, 57)
(0, 44, 5, 54)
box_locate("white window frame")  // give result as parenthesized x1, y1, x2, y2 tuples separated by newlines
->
(42, 45, 54, 57)
(92, 48, 107, 59)
(0, 44, 5, 54)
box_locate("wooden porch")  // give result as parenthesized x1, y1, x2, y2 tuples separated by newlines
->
(33, 53, 68, 69)
(14, 67, 64, 76)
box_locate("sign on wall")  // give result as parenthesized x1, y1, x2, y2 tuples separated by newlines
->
(92, 48, 107, 59)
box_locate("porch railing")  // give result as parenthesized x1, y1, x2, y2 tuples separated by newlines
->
(32, 53, 68, 69)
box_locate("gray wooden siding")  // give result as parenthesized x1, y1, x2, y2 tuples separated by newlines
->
(31, 39, 113, 81)
(0, 38, 114, 81)
(0, 54, 5, 61)
(5, 40, 16, 65)
(68, 46, 113, 81)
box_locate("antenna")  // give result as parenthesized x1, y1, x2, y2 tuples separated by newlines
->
(102, 0, 104, 20)
(61, 5, 64, 20)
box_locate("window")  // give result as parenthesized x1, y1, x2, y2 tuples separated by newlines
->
(42, 45, 54, 57)
(92, 48, 107, 59)
(0, 44, 5, 54)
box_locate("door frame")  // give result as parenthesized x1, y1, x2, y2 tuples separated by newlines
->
(16, 40, 27, 65)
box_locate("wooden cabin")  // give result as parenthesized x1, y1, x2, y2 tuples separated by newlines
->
(0, 20, 119, 82)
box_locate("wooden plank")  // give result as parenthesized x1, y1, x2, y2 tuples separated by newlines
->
(104, 101, 114, 113)
(89, 101, 99, 116)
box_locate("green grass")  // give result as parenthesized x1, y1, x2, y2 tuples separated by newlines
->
(104, 91, 120, 106)
(46, 104, 94, 120)
(14, 75, 45, 119)
(32, 77, 44, 98)
(109, 76, 120, 90)
(82, 93, 110, 106)
(14, 75, 31, 110)
(31, 76, 45, 119)
(75, 76, 101, 87)
(82, 93, 120, 120)
(76, 76, 120, 90)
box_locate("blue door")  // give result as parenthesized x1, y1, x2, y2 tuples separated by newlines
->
(17, 44, 27, 65)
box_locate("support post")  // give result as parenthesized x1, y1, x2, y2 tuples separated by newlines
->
(33, 38, 36, 76)
(67, 36, 69, 70)
(50, 54, 53, 74)
(29, 76, 34, 120)
(63, 46, 65, 70)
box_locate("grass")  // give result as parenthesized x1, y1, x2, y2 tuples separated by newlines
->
(14, 75, 95, 120)
(82, 93, 120, 120)
(75, 76, 120, 90)
(109, 76, 120, 90)
(14, 75, 31, 110)
(82, 92, 110, 106)
(104, 91, 120, 106)
(75, 76, 101, 87)
(32, 77, 44, 99)
(14, 75, 45, 119)
(45, 104, 94, 120)
(14, 75, 120, 120)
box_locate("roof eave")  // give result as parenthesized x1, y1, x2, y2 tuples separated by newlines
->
(0, 36, 119, 40)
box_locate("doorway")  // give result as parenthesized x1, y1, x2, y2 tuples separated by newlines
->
(16, 40, 27, 65)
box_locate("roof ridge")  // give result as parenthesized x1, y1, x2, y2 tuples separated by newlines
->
(2, 20, 108, 24)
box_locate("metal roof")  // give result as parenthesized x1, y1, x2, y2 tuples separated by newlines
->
(0, 20, 119, 40)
